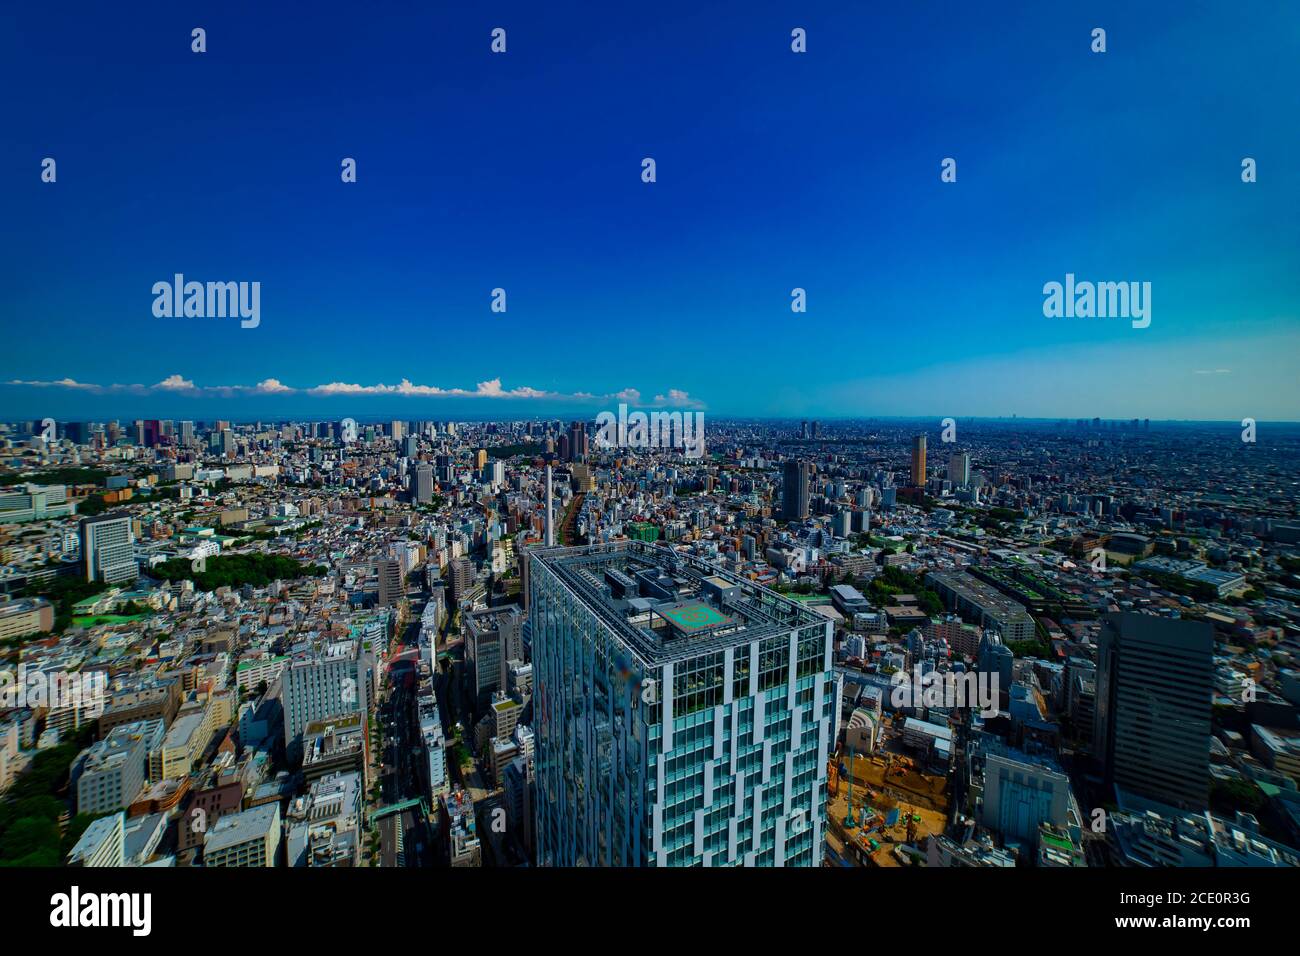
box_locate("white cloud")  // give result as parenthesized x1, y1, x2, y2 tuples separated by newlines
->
(155, 374, 196, 390)
(652, 389, 702, 408)
(254, 378, 294, 393)
(4, 374, 701, 407)
(7, 377, 100, 390)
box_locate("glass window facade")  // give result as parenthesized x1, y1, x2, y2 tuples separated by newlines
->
(531, 542, 834, 867)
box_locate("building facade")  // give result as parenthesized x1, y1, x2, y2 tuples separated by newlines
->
(530, 541, 834, 866)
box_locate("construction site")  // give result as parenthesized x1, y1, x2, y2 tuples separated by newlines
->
(824, 749, 950, 867)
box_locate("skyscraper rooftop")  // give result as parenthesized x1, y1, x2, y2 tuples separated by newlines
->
(532, 540, 824, 667)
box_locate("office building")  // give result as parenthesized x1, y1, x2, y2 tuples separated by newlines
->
(282, 639, 373, 751)
(149, 704, 215, 780)
(781, 460, 811, 522)
(927, 571, 1036, 644)
(1093, 613, 1213, 811)
(377, 558, 403, 608)
(203, 802, 282, 867)
(973, 735, 1079, 845)
(75, 719, 164, 815)
(80, 513, 137, 584)
(948, 452, 970, 488)
(448, 557, 475, 609)
(414, 463, 434, 504)
(465, 605, 524, 705)
(530, 541, 835, 866)
(911, 435, 927, 488)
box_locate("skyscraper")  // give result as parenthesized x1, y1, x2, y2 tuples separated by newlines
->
(448, 557, 474, 609)
(80, 513, 137, 584)
(544, 465, 554, 546)
(1093, 613, 1213, 810)
(781, 460, 810, 521)
(465, 605, 524, 706)
(910, 435, 927, 488)
(414, 464, 434, 504)
(377, 559, 403, 608)
(947, 452, 970, 488)
(568, 421, 587, 463)
(529, 541, 834, 866)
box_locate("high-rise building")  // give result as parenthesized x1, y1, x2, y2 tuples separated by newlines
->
(420, 692, 449, 800)
(947, 452, 970, 488)
(465, 605, 524, 704)
(79, 513, 137, 584)
(568, 421, 587, 462)
(377, 559, 403, 608)
(544, 465, 554, 546)
(448, 557, 475, 609)
(1093, 613, 1213, 811)
(529, 541, 835, 866)
(282, 639, 373, 750)
(414, 464, 434, 504)
(911, 435, 927, 488)
(571, 463, 594, 493)
(781, 460, 810, 522)
(436, 454, 454, 485)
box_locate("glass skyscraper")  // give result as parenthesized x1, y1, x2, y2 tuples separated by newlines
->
(529, 541, 834, 866)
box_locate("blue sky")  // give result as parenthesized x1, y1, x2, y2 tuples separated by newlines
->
(2, 1, 1297, 421)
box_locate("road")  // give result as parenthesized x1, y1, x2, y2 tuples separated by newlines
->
(376, 596, 435, 866)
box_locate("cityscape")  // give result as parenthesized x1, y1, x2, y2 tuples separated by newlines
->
(2, 0, 1297, 937)
(1, 415, 1298, 874)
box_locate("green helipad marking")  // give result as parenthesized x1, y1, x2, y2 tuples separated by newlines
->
(660, 601, 727, 632)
